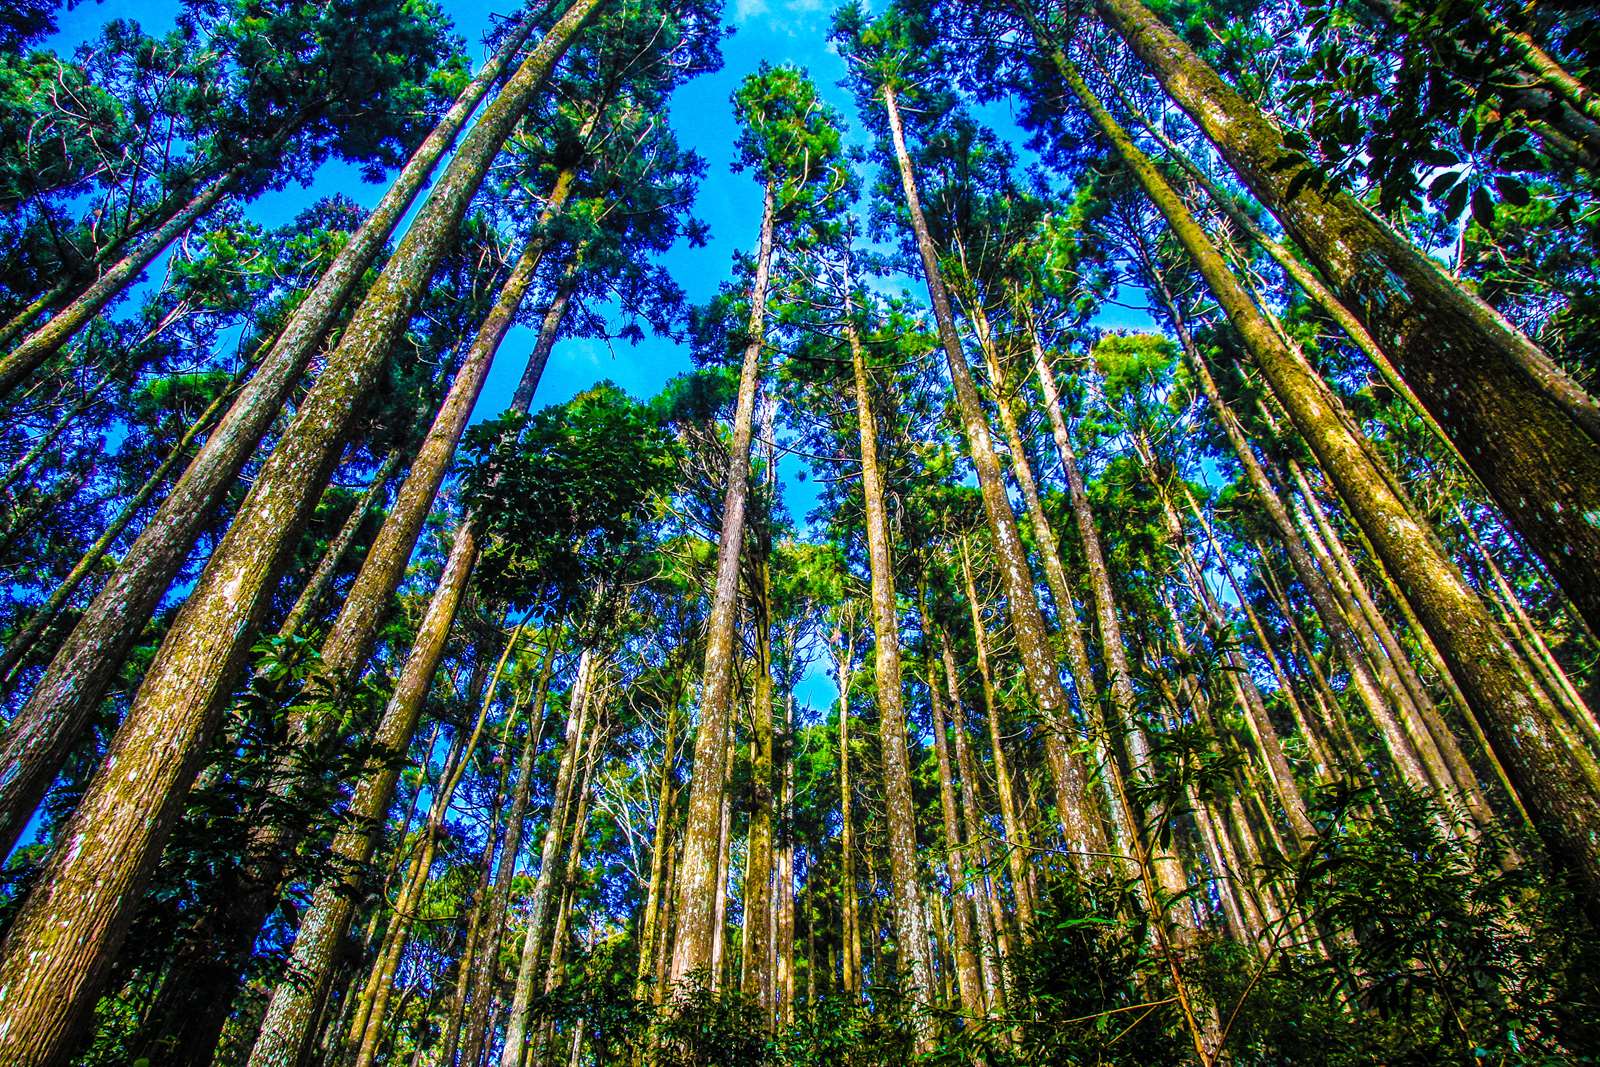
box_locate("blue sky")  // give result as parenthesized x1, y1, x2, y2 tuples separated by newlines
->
(49, 0, 1156, 713)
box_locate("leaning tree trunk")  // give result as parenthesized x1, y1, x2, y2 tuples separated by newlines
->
(349, 637, 515, 1067)
(0, 379, 236, 688)
(0, 161, 252, 398)
(1083, 0, 1600, 640)
(937, 630, 1009, 1017)
(458, 633, 558, 1067)
(670, 180, 776, 985)
(880, 81, 1107, 868)
(500, 651, 601, 1067)
(121, 213, 564, 1066)
(917, 594, 987, 1019)
(0, 5, 605, 1053)
(845, 309, 937, 1045)
(1134, 229, 1439, 800)
(1054, 47, 1600, 901)
(0, 10, 546, 861)
(956, 542, 1037, 934)
(1025, 324, 1191, 908)
(969, 301, 1135, 867)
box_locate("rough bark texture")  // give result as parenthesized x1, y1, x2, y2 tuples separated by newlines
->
(669, 180, 775, 985)
(1139, 249, 1436, 796)
(0, 165, 246, 398)
(845, 312, 937, 1040)
(500, 651, 598, 1067)
(1056, 49, 1600, 901)
(0, 13, 542, 859)
(93, 185, 565, 1067)
(881, 81, 1106, 867)
(1091, 0, 1600, 639)
(349, 633, 512, 1067)
(633, 691, 679, 1000)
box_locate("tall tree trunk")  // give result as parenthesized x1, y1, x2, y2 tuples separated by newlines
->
(832, 615, 864, 999)
(499, 650, 600, 1067)
(956, 542, 1036, 933)
(970, 302, 1135, 865)
(740, 539, 776, 1016)
(1137, 225, 1437, 798)
(1083, 0, 1600, 639)
(437, 733, 515, 1067)
(778, 690, 796, 1027)
(351, 635, 519, 1067)
(246, 517, 475, 1067)
(534, 719, 602, 1067)
(634, 689, 681, 1002)
(1052, 47, 1600, 901)
(709, 708, 735, 992)
(1182, 489, 1339, 782)
(0, 5, 611, 1045)
(0, 379, 235, 688)
(1140, 450, 1316, 845)
(1256, 542, 1375, 773)
(845, 309, 937, 1043)
(0, 162, 250, 398)
(1026, 325, 1191, 905)
(0, 13, 547, 858)
(0, 18, 601, 1038)
(1449, 498, 1600, 750)
(937, 629, 1008, 1017)
(671, 179, 776, 984)
(247, 248, 578, 1064)
(121, 213, 564, 1066)
(1285, 466, 1501, 827)
(917, 595, 987, 1019)
(880, 81, 1107, 868)
(458, 632, 558, 1067)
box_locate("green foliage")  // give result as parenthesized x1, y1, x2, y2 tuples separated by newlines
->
(1221, 785, 1600, 1064)
(464, 382, 681, 620)
(733, 63, 853, 224)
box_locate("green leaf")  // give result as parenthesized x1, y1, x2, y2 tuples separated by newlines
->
(1470, 184, 1495, 228)
(1493, 174, 1529, 207)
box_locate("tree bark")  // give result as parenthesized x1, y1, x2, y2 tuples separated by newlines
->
(845, 309, 937, 1042)
(670, 179, 775, 985)
(1086, 0, 1600, 640)
(937, 629, 1008, 1018)
(1054, 47, 1600, 901)
(739, 541, 776, 1016)
(458, 631, 558, 1067)
(916, 595, 986, 1019)
(956, 542, 1036, 933)
(0, 7, 553, 869)
(881, 81, 1106, 867)
(832, 614, 864, 999)
(351, 632, 520, 1067)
